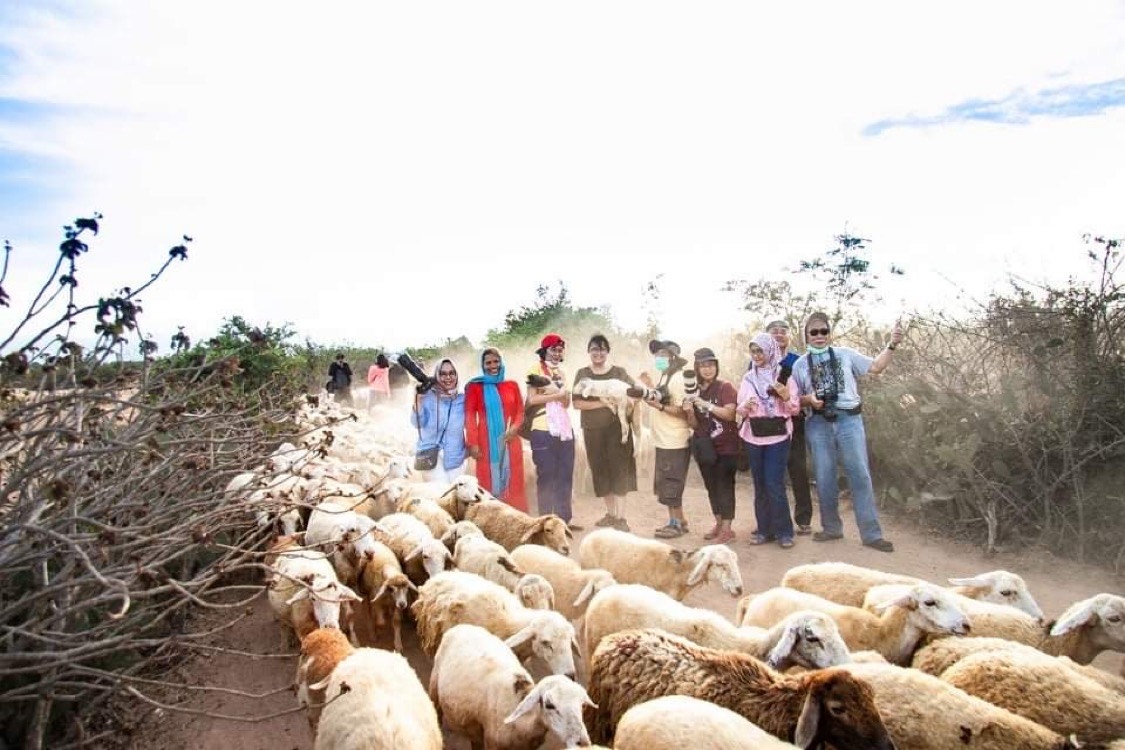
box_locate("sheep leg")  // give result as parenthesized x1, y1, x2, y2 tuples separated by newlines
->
(392, 607, 403, 653)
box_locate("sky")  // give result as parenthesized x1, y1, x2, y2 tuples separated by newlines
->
(1, 1, 1124, 357)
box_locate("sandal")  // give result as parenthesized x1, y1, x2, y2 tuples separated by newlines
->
(703, 523, 721, 540)
(796, 524, 813, 536)
(594, 513, 618, 528)
(748, 533, 771, 545)
(713, 529, 735, 545)
(654, 521, 686, 539)
(778, 537, 795, 549)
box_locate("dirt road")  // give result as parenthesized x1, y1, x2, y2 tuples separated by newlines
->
(129, 480, 1123, 750)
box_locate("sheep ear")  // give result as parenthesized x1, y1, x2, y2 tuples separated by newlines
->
(519, 520, 547, 544)
(285, 588, 311, 606)
(404, 545, 424, 562)
(686, 554, 710, 587)
(1051, 596, 1099, 636)
(573, 580, 596, 608)
(767, 622, 800, 669)
(372, 582, 390, 602)
(870, 590, 914, 615)
(406, 579, 419, 592)
(335, 583, 362, 602)
(505, 626, 535, 654)
(498, 556, 520, 574)
(793, 688, 821, 749)
(503, 679, 540, 724)
(564, 525, 574, 540)
(947, 575, 988, 588)
(308, 673, 333, 692)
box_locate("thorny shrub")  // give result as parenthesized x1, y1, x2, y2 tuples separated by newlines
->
(0, 219, 312, 748)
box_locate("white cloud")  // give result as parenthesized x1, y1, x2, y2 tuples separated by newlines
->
(1, 1, 1123, 355)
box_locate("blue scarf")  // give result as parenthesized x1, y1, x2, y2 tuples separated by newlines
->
(468, 362, 510, 496)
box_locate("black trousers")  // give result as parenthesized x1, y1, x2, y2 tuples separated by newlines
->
(789, 416, 813, 526)
(697, 454, 739, 520)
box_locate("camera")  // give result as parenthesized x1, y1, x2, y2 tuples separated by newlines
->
(626, 384, 670, 404)
(814, 384, 839, 421)
(397, 353, 437, 394)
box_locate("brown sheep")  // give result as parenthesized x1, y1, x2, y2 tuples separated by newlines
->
(466, 500, 572, 555)
(585, 628, 893, 749)
(296, 627, 354, 733)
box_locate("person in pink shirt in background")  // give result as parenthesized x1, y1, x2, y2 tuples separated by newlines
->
(736, 332, 802, 549)
(367, 353, 392, 409)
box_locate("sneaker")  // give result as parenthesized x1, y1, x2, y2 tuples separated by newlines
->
(778, 537, 795, 549)
(654, 521, 686, 539)
(812, 531, 844, 542)
(713, 529, 735, 545)
(594, 513, 618, 528)
(795, 524, 813, 536)
(612, 517, 631, 532)
(703, 523, 721, 541)
(863, 538, 895, 553)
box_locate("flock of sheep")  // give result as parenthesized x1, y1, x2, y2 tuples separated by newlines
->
(236, 394, 1125, 749)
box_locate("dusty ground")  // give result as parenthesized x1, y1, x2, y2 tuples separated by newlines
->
(127, 473, 1123, 750)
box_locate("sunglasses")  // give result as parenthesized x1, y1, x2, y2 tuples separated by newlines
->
(807, 328, 831, 336)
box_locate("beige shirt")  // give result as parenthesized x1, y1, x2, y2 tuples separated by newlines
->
(650, 371, 691, 449)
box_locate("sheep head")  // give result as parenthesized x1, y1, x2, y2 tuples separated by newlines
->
(1050, 593, 1125, 651)
(767, 611, 851, 670)
(872, 583, 970, 636)
(947, 570, 1044, 622)
(685, 545, 743, 597)
(503, 675, 595, 748)
(504, 611, 578, 680)
(795, 669, 894, 750)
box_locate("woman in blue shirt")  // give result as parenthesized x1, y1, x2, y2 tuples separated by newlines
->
(411, 359, 468, 482)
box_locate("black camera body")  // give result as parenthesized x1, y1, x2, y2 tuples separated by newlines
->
(397, 353, 437, 394)
(626, 384, 670, 404)
(814, 383, 839, 421)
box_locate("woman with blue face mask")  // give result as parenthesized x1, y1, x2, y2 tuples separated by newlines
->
(636, 339, 693, 538)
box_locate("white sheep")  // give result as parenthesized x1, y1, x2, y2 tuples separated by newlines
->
(782, 561, 1045, 620)
(905, 591, 1124, 665)
(738, 584, 970, 665)
(510, 543, 617, 620)
(938, 646, 1125, 746)
(311, 647, 442, 750)
(573, 377, 632, 444)
(266, 537, 361, 646)
(397, 495, 455, 538)
(584, 583, 851, 671)
(513, 573, 556, 611)
(838, 661, 1081, 750)
(412, 571, 579, 679)
(429, 624, 594, 750)
(466, 500, 573, 555)
(613, 695, 799, 750)
(435, 474, 491, 521)
(912, 635, 1125, 695)
(440, 519, 485, 553)
(577, 528, 743, 600)
(377, 511, 453, 586)
(304, 500, 385, 585)
(453, 533, 526, 591)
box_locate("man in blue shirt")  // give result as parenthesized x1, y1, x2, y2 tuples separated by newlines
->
(791, 312, 903, 552)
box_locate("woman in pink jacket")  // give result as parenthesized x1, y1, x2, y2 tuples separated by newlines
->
(736, 332, 801, 549)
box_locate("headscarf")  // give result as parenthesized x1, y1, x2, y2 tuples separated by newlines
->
(747, 332, 781, 415)
(432, 359, 460, 398)
(467, 349, 510, 496)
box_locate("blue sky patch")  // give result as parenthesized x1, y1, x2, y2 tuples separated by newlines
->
(864, 78, 1125, 136)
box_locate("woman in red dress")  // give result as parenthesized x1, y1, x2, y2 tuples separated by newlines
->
(464, 347, 527, 511)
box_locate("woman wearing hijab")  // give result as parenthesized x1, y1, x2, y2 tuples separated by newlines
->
(410, 359, 467, 483)
(465, 347, 528, 511)
(737, 332, 801, 549)
(526, 333, 578, 529)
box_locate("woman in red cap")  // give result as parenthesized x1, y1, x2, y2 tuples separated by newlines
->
(465, 347, 528, 511)
(526, 333, 579, 529)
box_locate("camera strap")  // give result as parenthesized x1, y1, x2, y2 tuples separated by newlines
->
(807, 347, 840, 399)
(414, 394, 454, 449)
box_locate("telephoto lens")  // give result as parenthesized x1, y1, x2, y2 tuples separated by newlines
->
(397, 353, 436, 393)
(682, 369, 699, 398)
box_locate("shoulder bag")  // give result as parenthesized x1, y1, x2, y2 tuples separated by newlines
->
(414, 395, 453, 471)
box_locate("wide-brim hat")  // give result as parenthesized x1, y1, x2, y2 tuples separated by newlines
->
(693, 347, 718, 363)
(648, 339, 681, 356)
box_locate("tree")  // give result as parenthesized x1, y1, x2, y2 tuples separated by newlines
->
(484, 282, 615, 351)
